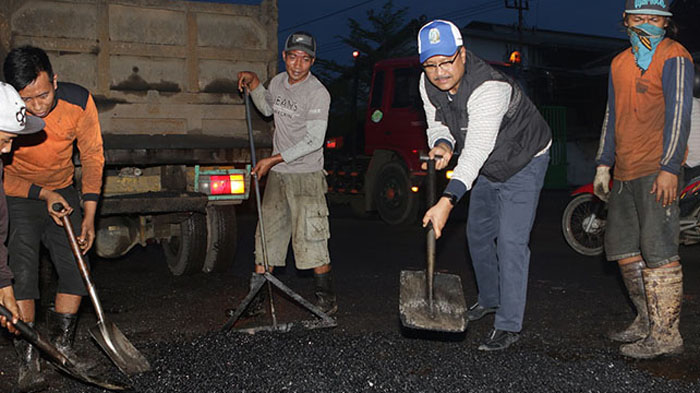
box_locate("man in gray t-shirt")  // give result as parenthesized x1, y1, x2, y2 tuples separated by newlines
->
(237, 31, 336, 316)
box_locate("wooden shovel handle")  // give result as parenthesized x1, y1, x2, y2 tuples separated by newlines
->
(51, 203, 106, 323)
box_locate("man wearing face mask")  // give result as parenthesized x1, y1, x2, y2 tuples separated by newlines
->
(594, 0, 693, 359)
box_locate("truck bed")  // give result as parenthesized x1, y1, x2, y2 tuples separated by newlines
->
(102, 134, 272, 166)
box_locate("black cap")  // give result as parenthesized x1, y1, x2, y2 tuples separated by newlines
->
(284, 31, 316, 58)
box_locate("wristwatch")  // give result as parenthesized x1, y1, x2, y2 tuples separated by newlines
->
(442, 192, 458, 206)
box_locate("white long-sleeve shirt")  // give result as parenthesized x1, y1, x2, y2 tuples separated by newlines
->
(419, 73, 512, 193)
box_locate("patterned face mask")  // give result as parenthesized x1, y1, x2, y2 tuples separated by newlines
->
(627, 23, 666, 71)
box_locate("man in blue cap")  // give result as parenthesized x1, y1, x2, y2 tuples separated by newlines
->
(419, 19, 552, 351)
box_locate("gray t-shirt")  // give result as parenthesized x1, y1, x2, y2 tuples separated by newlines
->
(252, 72, 330, 173)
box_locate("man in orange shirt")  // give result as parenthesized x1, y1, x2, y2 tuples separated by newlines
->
(594, 1, 692, 359)
(3, 45, 104, 391)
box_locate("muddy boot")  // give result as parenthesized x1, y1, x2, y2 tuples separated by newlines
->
(620, 265, 684, 359)
(314, 271, 337, 315)
(47, 308, 97, 372)
(243, 273, 266, 318)
(13, 323, 47, 393)
(225, 273, 266, 318)
(608, 260, 649, 343)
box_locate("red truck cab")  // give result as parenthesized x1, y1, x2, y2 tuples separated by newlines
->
(326, 56, 520, 225)
(364, 57, 427, 173)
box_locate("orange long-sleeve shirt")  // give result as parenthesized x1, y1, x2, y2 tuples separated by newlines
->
(3, 82, 104, 201)
(597, 39, 693, 180)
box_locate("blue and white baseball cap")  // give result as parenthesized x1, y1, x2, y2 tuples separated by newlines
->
(418, 20, 463, 63)
(625, 0, 672, 16)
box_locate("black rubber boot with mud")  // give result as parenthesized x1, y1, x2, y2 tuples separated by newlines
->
(620, 265, 684, 359)
(243, 273, 266, 318)
(13, 322, 48, 393)
(47, 308, 97, 372)
(608, 260, 649, 343)
(314, 271, 337, 315)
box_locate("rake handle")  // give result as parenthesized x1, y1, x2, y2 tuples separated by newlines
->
(243, 90, 277, 327)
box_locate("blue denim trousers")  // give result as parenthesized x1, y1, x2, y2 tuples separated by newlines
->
(466, 152, 549, 332)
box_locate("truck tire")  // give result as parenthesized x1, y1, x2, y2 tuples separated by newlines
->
(162, 212, 207, 275)
(374, 161, 419, 225)
(202, 205, 237, 273)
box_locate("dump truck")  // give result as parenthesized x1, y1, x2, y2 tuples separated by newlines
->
(0, 0, 278, 275)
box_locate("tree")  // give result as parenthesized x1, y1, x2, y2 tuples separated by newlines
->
(315, 1, 426, 141)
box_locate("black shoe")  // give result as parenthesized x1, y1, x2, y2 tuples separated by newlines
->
(478, 329, 520, 351)
(466, 302, 497, 321)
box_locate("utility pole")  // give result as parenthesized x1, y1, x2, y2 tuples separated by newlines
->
(504, 0, 529, 32)
(504, 0, 529, 62)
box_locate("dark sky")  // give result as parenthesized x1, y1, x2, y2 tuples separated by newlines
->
(196, 0, 630, 64)
(278, 0, 628, 63)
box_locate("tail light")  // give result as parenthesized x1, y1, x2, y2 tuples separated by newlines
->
(202, 174, 246, 195)
(195, 165, 250, 200)
(326, 136, 344, 149)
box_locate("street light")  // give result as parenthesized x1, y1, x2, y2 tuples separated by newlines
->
(351, 50, 360, 156)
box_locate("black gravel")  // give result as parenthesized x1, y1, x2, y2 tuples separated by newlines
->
(54, 328, 700, 393)
(5, 197, 698, 392)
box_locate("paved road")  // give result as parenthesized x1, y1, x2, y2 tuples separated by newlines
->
(0, 190, 698, 392)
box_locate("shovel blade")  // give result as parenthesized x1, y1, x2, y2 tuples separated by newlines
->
(399, 270, 467, 333)
(90, 320, 151, 376)
(52, 362, 131, 391)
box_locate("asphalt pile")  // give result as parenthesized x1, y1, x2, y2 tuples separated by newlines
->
(55, 328, 700, 393)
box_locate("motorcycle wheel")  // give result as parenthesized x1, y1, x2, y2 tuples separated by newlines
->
(562, 193, 606, 256)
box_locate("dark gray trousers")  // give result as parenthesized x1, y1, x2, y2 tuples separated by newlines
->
(466, 152, 549, 332)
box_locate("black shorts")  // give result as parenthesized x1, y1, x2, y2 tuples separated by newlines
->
(604, 173, 680, 268)
(7, 186, 88, 300)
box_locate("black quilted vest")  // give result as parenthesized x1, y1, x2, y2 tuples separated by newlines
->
(424, 50, 551, 182)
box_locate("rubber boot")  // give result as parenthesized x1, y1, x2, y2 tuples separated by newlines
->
(47, 308, 96, 372)
(608, 260, 649, 342)
(13, 322, 48, 393)
(314, 271, 337, 315)
(243, 273, 266, 318)
(620, 265, 684, 359)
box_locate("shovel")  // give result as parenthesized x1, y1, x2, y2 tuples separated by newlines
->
(0, 304, 130, 390)
(52, 203, 151, 375)
(399, 158, 467, 333)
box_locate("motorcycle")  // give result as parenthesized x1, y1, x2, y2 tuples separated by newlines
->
(562, 177, 700, 256)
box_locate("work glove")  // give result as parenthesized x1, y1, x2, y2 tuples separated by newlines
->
(593, 166, 611, 202)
